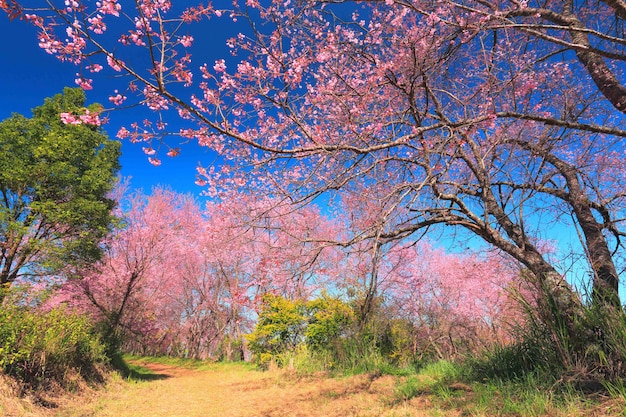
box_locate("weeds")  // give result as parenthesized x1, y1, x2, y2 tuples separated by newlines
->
(0, 303, 106, 390)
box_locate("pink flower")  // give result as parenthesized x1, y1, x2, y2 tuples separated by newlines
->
(86, 64, 103, 72)
(107, 55, 123, 71)
(97, 0, 121, 16)
(180, 35, 194, 47)
(213, 59, 227, 73)
(74, 75, 93, 90)
(116, 126, 130, 139)
(60, 112, 80, 125)
(65, 0, 79, 9)
(79, 109, 102, 126)
(60, 109, 102, 126)
(109, 92, 127, 106)
(88, 14, 107, 34)
(143, 86, 170, 110)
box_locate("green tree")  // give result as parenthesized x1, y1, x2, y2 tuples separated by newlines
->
(0, 88, 120, 299)
(305, 294, 354, 352)
(246, 294, 308, 367)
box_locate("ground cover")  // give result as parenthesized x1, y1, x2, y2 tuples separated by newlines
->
(1, 358, 624, 417)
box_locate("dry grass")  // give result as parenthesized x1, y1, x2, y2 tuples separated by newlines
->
(0, 373, 38, 417)
(2, 360, 625, 417)
(0, 370, 108, 417)
(56, 360, 434, 417)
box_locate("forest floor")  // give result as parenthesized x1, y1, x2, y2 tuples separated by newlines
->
(1, 358, 624, 417)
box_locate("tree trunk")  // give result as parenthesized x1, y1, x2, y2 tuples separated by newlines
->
(570, 202, 620, 308)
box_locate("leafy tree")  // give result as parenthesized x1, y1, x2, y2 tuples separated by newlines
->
(0, 88, 120, 299)
(305, 294, 354, 352)
(245, 294, 308, 367)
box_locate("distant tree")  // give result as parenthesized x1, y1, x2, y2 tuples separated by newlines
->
(0, 88, 120, 300)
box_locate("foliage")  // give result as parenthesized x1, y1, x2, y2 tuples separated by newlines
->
(466, 285, 626, 387)
(247, 292, 423, 372)
(246, 294, 308, 368)
(0, 87, 120, 295)
(0, 300, 106, 389)
(305, 293, 355, 352)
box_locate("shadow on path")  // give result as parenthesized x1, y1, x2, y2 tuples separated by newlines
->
(114, 358, 173, 381)
(127, 367, 171, 381)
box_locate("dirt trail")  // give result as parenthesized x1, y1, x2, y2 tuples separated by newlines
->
(59, 361, 435, 417)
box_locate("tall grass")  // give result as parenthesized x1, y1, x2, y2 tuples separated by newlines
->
(467, 282, 626, 391)
(0, 303, 107, 390)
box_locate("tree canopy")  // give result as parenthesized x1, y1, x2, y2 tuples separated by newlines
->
(2, 0, 625, 325)
(0, 87, 121, 296)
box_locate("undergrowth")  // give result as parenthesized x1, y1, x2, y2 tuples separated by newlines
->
(0, 302, 107, 391)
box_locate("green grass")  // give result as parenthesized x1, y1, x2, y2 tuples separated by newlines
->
(391, 359, 626, 417)
(118, 354, 257, 378)
(123, 354, 206, 368)
(394, 360, 461, 401)
(112, 352, 626, 417)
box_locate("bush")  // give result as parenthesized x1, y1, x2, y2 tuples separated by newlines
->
(246, 293, 421, 374)
(245, 294, 308, 368)
(466, 286, 626, 392)
(247, 293, 357, 370)
(0, 303, 106, 390)
(305, 294, 354, 352)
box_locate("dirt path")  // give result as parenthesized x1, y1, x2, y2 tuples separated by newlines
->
(59, 361, 435, 417)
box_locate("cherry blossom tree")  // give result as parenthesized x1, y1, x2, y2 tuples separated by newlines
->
(50, 188, 202, 351)
(4, 0, 625, 336)
(174, 195, 342, 359)
(381, 242, 528, 357)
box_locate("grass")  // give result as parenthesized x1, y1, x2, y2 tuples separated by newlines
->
(390, 359, 626, 417)
(2, 355, 625, 416)
(123, 354, 207, 369)
(394, 360, 462, 401)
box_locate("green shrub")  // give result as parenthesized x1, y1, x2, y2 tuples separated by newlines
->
(305, 294, 354, 352)
(245, 294, 308, 368)
(246, 292, 421, 374)
(0, 303, 106, 389)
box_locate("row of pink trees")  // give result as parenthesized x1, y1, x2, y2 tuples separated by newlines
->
(380, 243, 528, 358)
(49, 185, 524, 359)
(50, 187, 344, 358)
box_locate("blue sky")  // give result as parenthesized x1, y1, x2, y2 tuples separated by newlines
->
(0, 13, 208, 196)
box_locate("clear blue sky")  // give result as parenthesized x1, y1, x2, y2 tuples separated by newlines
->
(0, 13, 208, 196)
